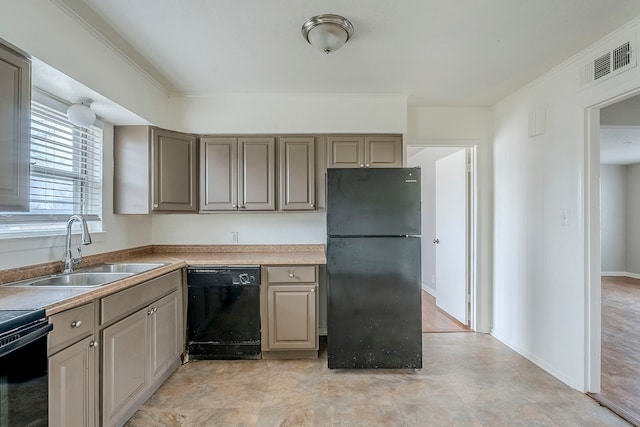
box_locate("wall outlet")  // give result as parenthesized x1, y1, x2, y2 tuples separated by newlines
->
(231, 231, 238, 243)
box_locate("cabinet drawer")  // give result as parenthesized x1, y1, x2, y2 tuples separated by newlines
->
(101, 270, 182, 325)
(49, 302, 95, 350)
(267, 266, 316, 283)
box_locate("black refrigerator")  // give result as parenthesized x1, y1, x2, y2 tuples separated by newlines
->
(326, 167, 422, 369)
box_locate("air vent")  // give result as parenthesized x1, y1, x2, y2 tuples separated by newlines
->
(594, 53, 611, 80)
(579, 36, 636, 89)
(613, 42, 631, 71)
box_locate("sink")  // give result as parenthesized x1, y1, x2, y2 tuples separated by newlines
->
(6, 272, 133, 288)
(81, 263, 166, 274)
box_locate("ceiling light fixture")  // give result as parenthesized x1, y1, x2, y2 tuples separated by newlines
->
(67, 97, 96, 127)
(301, 14, 354, 54)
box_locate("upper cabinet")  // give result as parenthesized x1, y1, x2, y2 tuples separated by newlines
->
(0, 44, 31, 212)
(279, 137, 315, 211)
(327, 135, 403, 168)
(200, 136, 275, 211)
(114, 126, 197, 214)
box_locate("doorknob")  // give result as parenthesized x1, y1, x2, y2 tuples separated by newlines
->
(433, 238, 440, 244)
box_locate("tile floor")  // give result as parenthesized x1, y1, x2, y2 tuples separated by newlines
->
(126, 333, 629, 426)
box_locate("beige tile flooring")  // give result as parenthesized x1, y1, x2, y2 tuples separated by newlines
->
(126, 333, 629, 427)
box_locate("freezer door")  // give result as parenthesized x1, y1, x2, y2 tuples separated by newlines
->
(326, 168, 421, 237)
(327, 236, 422, 369)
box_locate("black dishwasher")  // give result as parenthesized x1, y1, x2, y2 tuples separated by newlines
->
(187, 266, 261, 359)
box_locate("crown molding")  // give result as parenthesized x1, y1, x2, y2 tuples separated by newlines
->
(49, 0, 176, 94)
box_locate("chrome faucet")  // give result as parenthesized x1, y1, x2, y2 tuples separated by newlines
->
(62, 215, 92, 273)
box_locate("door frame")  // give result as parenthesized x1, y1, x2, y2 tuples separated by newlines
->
(407, 142, 478, 331)
(585, 86, 640, 392)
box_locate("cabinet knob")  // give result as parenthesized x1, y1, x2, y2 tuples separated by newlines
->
(232, 204, 237, 208)
(71, 320, 82, 328)
(288, 272, 295, 278)
(147, 307, 157, 316)
(360, 164, 365, 168)
(89, 340, 98, 348)
(310, 203, 314, 208)
(153, 204, 159, 208)
(365, 164, 370, 168)
(310, 288, 315, 293)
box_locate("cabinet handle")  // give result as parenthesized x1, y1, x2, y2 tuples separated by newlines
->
(89, 340, 98, 348)
(71, 320, 82, 328)
(147, 307, 157, 315)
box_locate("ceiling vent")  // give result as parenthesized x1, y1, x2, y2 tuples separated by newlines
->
(579, 37, 636, 89)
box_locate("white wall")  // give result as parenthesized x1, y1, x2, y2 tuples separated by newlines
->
(0, 124, 153, 270)
(600, 165, 627, 273)
(627, 164, 640, 275)
(0, 1, 168, 127)
(406, 107, 493, 333)
(167, 94, 407, 134)
(408, 147, 462, 295)
(492, 17, 640, 391)
(152, 213, 325, 245)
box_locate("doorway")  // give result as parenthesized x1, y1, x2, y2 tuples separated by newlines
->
(588, 95, 640, 424)
(407, 145, 475, 333)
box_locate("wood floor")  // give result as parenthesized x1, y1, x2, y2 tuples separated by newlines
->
(421, 290, 469, 333)
(592, 276, 640, 426)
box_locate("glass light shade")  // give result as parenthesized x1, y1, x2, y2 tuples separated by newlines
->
(302, 14, 354, 54)
(307, 23, 349, 53)
(67, 101, 96, 127)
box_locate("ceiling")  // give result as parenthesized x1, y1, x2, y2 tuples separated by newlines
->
(600, 127, 640, 165)
(58, 0, 640, 107)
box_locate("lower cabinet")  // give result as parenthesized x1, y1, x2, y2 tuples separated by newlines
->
(48, 302, 98, 427)
(47, 270, 184, 427)
(49, 335, 97, 427)
(261, 265, 319, 358)
(102, 284, 182, 427)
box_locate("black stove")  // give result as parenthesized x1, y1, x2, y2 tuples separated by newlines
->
(0, 309, 46, 334)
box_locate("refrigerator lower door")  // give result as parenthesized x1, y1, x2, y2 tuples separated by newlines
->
(327, 236, 422, 369)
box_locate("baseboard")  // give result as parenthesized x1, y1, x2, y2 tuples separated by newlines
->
(422, 283, 436, 296)
(490, 329, 582, 392)
(601, 271, 640, 279)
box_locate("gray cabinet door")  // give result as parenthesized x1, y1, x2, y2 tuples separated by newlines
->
(365, 136, 402, 167)
(267, 284, 318, 350)
(0, 44, 30, 211)
(327, 136, 364, 168)
(152, 128, 197, 211)
(102, 309, 148, 427)
(279, 137, 315, 210)
(49, 335, 97, 427)
(148, 291, 181, 384)
(199, 137, 238, 211)
(238, 137, 275, 210)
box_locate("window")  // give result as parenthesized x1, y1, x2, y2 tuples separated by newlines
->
(0, 93, 103, 236)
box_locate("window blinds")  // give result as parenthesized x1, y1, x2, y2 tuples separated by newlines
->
(0, 100, 103, 235)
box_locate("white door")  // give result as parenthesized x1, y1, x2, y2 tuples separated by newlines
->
(434, 149, 468, 324)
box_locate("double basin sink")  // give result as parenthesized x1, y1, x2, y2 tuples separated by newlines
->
(4, 263, 166, 288)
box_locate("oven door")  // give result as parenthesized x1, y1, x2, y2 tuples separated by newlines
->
(0, 321, 52, 427)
